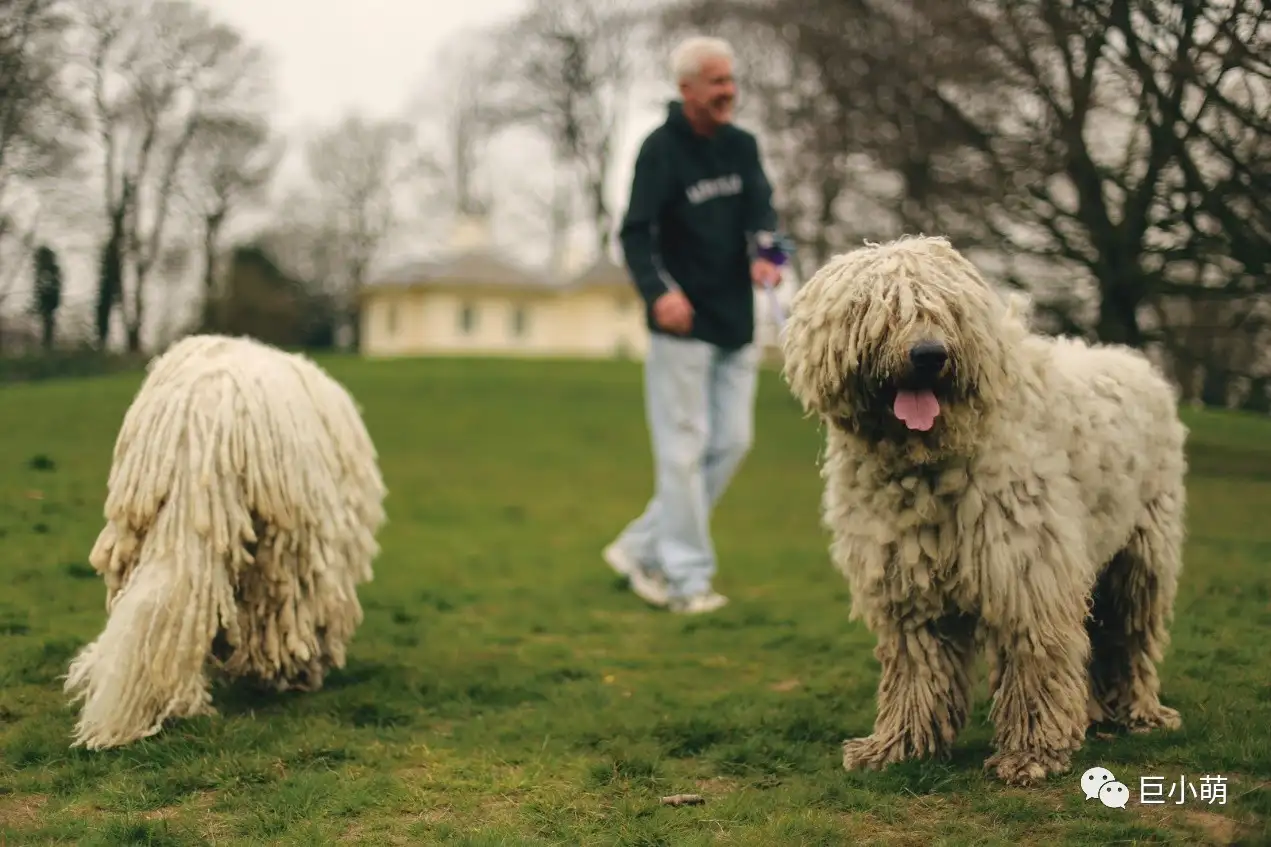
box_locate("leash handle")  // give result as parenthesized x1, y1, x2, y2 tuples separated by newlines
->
(761, 277, 785, 333)
(753, 230, 795, 268)
(752, 231, 793, 334)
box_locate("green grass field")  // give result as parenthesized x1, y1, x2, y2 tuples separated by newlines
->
(1, 356, 1269, 846)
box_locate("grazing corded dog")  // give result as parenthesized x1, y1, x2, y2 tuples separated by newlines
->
(64, 334, 386, 749)
(781, 236, 1186, 785)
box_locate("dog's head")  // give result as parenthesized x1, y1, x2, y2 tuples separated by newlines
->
(782, 236, 1023, 464)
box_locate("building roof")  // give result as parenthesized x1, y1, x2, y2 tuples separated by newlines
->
(363, 249, 634, 298)
(368, 248, 552, 290)
(565, 257, 630, 289)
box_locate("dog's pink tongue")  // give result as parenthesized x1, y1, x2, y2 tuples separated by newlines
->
(894, 390, 940, 431)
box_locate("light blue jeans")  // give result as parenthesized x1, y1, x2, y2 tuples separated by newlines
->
(612, 332, 761, 600)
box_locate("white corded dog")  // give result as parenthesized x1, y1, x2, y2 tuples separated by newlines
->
(64, 335, 387, 749)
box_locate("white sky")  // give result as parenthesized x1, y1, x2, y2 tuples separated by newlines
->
(203, 0, 672, 272)
(204, 0, 529, 132)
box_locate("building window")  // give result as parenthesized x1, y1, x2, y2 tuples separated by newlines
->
(458, 302, 476, 334)
(510, 305, 529, 338)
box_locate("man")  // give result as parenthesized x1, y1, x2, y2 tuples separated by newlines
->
(604, 35, 782, 614)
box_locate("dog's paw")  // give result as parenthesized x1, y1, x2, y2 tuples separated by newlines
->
(841, 735, 911, 772)
(1126, 704, 1181, 734)
(984, 749, 1071, 786)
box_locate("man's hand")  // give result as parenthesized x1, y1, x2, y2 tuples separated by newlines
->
(751, 258, 781, 288)
(652, 290, 694, 335)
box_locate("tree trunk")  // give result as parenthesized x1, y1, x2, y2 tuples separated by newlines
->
(1095, 280, 1144, 347)
(587, 169, 612, 260)
(1199, 366, 1231, 408)
(96, 233, 123, 349)
(97, 188, 130, 350)
(126, 258, 148, 354)
(1164, 347, 1198, 403)
(549, 168, 571, 274)
(343, 254, 371, 351)
(1241, 376, 1269, 414)
(41, 315, 54, 351)
(125, 274, 144, 353)
(201, 210, 225, 330)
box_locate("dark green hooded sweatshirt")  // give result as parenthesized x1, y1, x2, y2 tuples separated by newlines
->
(618, 100, 779, 350)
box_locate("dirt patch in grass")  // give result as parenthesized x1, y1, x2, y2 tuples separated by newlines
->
(837, 801, 976, 847)
(0, 792, 47, 827)
(1182, 809, 1242, 844)
(1222, 772, 1271, 796)
(338, 822, 414, 845)
(693, 777, 744, 797)
(139, 790, 218, 823)
(151, 791, 229, 843)
(394, 765, 432, 783)
(1132, 798, 1250, 845)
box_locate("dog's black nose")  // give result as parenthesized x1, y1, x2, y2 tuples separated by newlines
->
(909, 341, 948, 373)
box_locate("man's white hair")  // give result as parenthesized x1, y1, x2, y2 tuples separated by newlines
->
(670, 36, 735, 83)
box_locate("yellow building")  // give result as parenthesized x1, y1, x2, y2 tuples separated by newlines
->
(359, 216, 792, 361)
(359, 218, 649, 360)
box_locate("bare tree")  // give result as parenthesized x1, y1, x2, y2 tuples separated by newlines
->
(0, 0, 81, 213)
(918, 0, 1271, 346)
(255, 188, 343, 295)
(178, 114, 283, 327)
(0, 0, 81, 338)
(72, 0, 272, 351)
(405, 27, 500, 220)
(301, 112, 421, 348)
(484, 0, 645, 261)
(663, 0, 1271, 404)
(29, 242, 62, 350)
(1151, 294, 1270, 408)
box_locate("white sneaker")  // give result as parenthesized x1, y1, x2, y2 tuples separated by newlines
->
(668, 591, 729, 614)
(604, 544, 670, 608)
(629, 567, 671, 608)
(603, 544, 638, 578)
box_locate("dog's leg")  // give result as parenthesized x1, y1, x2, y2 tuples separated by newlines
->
(842, 612, 977, 772)
(982, 608, 1091, 786)
(1087, 494, 1184, 734)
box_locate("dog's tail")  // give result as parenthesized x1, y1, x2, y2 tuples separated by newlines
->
(64, 513, 237, 750)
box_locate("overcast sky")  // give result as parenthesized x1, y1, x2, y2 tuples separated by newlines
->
(203, 0, 528, 132)
(202, 0, 674, 272)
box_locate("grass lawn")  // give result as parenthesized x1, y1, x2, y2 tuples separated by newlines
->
(1, 354, 1269, 846)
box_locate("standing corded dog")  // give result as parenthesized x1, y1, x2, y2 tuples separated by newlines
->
(604, 35, 787, 614)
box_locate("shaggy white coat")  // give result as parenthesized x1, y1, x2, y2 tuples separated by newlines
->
(781, 236, 1186, 785)
(64, 334, 387, 750)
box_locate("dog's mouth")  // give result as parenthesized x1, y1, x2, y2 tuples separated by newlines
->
(840, 340, 963, 440)
(883, 370, 957, 434)
(889, 342, 954, 432)
(892, 387, 942, 432)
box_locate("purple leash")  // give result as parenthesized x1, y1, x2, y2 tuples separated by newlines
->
(754, 231, 795, 334)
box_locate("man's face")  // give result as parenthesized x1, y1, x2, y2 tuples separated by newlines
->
(680, 55, 736, 127)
